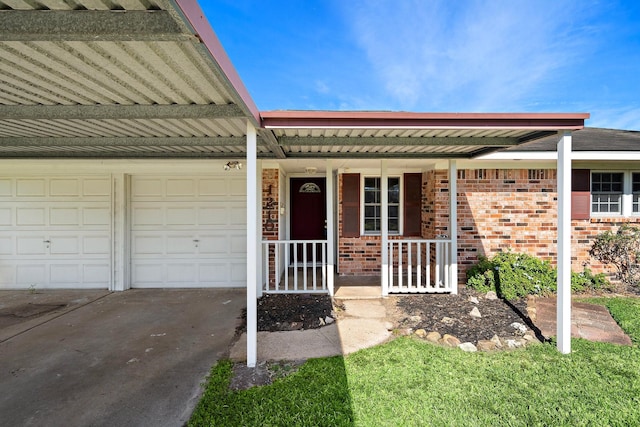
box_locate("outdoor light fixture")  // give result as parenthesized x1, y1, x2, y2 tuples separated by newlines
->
(305, 166, 317, 174)
(224, 161, 243, 171)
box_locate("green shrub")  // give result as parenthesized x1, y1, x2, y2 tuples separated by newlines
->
(589, 224, 640, 288)
(466, 251, 611, 300)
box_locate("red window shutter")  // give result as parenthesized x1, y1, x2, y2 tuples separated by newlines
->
(404, 173, 422, 237)
(571, 169, 590, 220)
(342, 174, 360, 237)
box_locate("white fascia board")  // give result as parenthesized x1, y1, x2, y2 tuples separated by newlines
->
(479, 151, 640, 161)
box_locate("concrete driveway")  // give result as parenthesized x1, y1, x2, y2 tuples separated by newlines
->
(0, 288, 245, 427)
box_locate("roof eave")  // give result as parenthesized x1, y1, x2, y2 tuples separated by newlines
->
(260, 111, 589, 130)
(174, 0, 261, 126)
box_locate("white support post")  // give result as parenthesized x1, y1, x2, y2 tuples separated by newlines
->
(326, 160, 335, 296)
(111, 173, 130, 291)
(256, 159, 263, 299)
(449, 160, 458, 294)
(557, 131, 572, 354)
(381, 160, 389, 296)
(246, 122, 258, 367)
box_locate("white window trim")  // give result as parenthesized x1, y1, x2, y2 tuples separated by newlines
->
(590, 170, 639, 217)
(360, 174, 403, 235)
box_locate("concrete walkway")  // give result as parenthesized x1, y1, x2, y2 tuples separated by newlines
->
(530, 297, 632, 346)
(231, 298, 392, 361)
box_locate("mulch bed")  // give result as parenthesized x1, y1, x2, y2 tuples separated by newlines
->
(237, 293, 337, 334)
(390, 287, 541, 343)
(236, 287, 540, 343)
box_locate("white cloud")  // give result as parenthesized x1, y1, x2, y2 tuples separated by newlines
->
(339, 0, 602, 111)
(588, 107, 640, 131)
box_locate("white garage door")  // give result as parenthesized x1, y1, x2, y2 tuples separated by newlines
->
(130, 175, 247, 288)
(0, 176, 112, 289)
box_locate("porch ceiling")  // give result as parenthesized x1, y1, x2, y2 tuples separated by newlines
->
(0, 0, 281, 158)
(262, 111, 589, 159)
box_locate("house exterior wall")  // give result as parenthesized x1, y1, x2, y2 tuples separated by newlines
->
(334, 167, 635, 281)
(437, 168, 638, 282)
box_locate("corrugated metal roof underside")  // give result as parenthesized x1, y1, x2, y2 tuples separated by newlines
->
(0, 0, 266, 158)
(0, 41, 236, 106)
(271, 128, 546, 158)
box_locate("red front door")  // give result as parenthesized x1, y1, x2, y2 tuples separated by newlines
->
(290, 178, 326, 261)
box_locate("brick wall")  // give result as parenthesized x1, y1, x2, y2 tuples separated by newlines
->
(438, 168, 640, 281)
(262, 169, 279, 286)
(336, 168, 637, 280)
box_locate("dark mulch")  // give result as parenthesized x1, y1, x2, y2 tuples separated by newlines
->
(236, 287, 541, 344)
(391, 287, 542, 343)
(237, 293, 336, 334)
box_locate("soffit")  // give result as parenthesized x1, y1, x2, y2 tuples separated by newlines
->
(262, 111, 589, 159)
(0, 0, 277, 158)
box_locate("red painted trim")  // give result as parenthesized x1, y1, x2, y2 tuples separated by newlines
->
(174, 0, 260, 124)
(261, 111, 589, 129)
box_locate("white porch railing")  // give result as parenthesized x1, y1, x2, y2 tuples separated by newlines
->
(388, 239, 452, 293)
(262, 240, 329, 293)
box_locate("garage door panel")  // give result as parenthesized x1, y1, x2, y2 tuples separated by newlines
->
(231, 262, 247, 282)
(230, 235, 246, 254)
(131, 174, 247, 288)
(83, 207, 110, 226)
(50, 208, 79, 225)
(230, 205, 246, 226)
(0, 179, 11, 196)
(17, 179, 46, 197)
(0, 237, 12, 254)
(49, 236, 79, 254)
(167, 207, 196, 225)
(0, 175, 111, 289)
(229, 179, 247, 196)
(17, 208, 46, 226)
(50, 179, 80, 196)
(83, 236, 110, 255)
(133, 263, 164, 284)
(166, 235, 197, 254)
(83, 264, 110, 284)
(198, 263, 228, 282)
(166, 178, 196, 197)
(17, 237, 47, 255)
(0, 208, 11, 225)
(167, 263, 196, 282)
(17, 264, 46, 284)
(133, 207, 164, 226)
(50, 264, 80, 283)
(83, 179, 111, 197)
(199, 178, 226, 196)
(133, 235, 164, 255)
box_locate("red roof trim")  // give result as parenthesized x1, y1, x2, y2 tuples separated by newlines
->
(174, 0, 260, 124)
(261, 111, 589, 129)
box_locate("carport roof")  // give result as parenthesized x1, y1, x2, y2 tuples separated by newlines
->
(0, 0, 589, 159)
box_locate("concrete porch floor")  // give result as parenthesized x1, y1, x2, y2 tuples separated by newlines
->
(334, 275, 381, 299)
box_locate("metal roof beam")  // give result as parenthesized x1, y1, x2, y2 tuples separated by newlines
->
(0, 104, 245, 120)
(257, 129, 286, 159)
(283, 152, 473, 159)
(278, 136, 519, 147)
(0, 136, 246, 147)
(0, 10, 192, 42)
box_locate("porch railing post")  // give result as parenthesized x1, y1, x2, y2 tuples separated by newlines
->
(381, 159, 389, 296)
(449, 159, 458, 294)
(326, 160, 335, 296)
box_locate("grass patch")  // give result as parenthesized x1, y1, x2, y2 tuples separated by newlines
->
(579, 296, 640, 344)
(191, 298, 640, 426)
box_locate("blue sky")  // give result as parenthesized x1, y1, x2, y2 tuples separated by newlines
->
(203, 1, 640, 130)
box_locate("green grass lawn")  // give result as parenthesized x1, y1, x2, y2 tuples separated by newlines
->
(190, 297, 640, 427)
